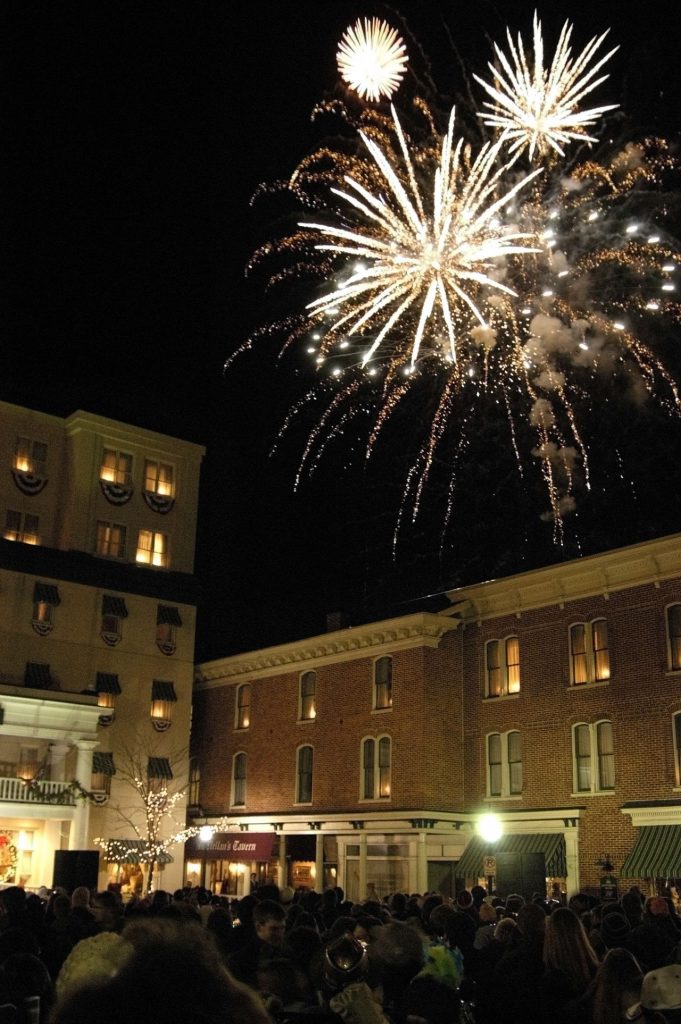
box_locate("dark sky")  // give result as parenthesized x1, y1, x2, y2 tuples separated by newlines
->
(4, 1, 681, 659)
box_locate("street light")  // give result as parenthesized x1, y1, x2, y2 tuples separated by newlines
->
(477, 813, 503, 894)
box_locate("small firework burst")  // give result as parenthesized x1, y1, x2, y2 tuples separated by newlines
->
(474, 13, 619, 158)
(337, 17, 408, 102)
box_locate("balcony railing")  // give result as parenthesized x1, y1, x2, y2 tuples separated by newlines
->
(0, 777, 75, 805)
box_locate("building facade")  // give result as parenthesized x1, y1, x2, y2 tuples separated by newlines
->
(192, 533, 681, 902)
(0, 401, 204, 893)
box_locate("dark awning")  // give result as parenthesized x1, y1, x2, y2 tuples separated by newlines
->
(621, 826, 681, 877)
(96, 672, 121, 695)
(104, 839, 173, 865)
(147, 757, 173, 779)
(157, 605, 182, 627)
(24, 662, 53, 689)
(93, 752, 116, 776)
(152, 680, 177, 703)
(33, 582, 60, 606)
(102, 595, 128, 618)
(456, 833, 567, 878)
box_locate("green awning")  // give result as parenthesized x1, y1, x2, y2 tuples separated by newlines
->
(157, 605, 182, 627)
(33, 582, 60, 606)
(456, 833, 567, 878)
(102, 595, 128, 618)
(151, 680, 177, 702)
(621, 826, 681, 878)
(147, 757, 173, 780)
(96, 672, 121, 695)
(93, 752, 116, 776)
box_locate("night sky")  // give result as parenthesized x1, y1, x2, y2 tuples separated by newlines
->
(4, 1, 681, 659)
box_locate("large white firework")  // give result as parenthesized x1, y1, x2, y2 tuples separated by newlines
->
(474, 13, 619, 158)
(337, 17, 408, 102)
(301, 105, 542, 367)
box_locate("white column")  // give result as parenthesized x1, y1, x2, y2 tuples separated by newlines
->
(69, 740, 98, 850)
(278, 833, 287, 889)
(315, 833, 324, 893)
(417, 832, 428, 894)
(565, 828, 580, 897)
(49, 743, 70, 782)
(358, 831, 367, 899)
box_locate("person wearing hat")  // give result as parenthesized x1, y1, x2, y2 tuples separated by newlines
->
(627, 963, 681, 1022)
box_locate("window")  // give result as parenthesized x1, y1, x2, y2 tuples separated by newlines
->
(96, 672, 121, 724)
(674, 714, 681, 786)
(361, 735, 391, 800)
(150, 680, 177, 731)
(97, 521, 127, 559)
(235, 684, 251, 730)
(667, 606, 681, 671)
(570, 619, 610, 685)
(485, 637, 520, 697)
(373, 657, 393, 710)
(100, 449, 133, 487)
(156, 606, 182, 655)
(14, 437, 47, 477)
(487, 731, 522, 797)
(144, 459, 174, 497)
(24, 663, 52, 689)
(4, 510, 39, 544)
(232, 753, 247, 806)
(188, 758, 201, 808)
(147, 756, 173, 793)
(299, 671, 316, 721)
(91, 752, 116, 798)
(573, 721, 615, 793)
(296, 745, 313, 803)
(101, 595, 127, 645)
(136, 529, 168, 568)
(32, 583, 60, 636)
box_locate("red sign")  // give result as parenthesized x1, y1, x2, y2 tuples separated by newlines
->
(185, 832, 275, 861)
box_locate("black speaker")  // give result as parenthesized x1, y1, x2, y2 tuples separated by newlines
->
(53, 850, 100, 893)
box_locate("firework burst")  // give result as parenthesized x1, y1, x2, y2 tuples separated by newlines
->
(241, 17, 681, 543)
(474, 13, 619, 159)
(337, 17, 408, 102)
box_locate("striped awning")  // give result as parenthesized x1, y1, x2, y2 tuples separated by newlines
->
(96, 672, 121, 695)
(151, 680, 177, 703)
(456, 833, 567, 878)
(157, 605, 182, 627)
(102, 595, 128, 618)
(147, 757, 173, 779)
(104, 839, 173, 865)
(33, 582, 60, 606)
(93, 752, 116, 776)
(621, 826, 681, 878)
(24, 662, 53, 689)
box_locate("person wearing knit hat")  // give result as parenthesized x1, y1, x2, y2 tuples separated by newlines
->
(601, 911, 633, 950)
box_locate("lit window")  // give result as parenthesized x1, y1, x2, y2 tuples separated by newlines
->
(144, 459, 174, 497)
(100, 449, 133, 487)
(573, 721, 615, 793)
(96, 521, 127, 559)
(296, 745, 314, 803)
(4, 510, 39, 545)
(136, 529, 168, 568)
(487, 731, 522, 797)
(14, 437, 47, 477)
(96, 672, 121, 724)
(361, 735, 391, 800)
(232, 752, 247, 807)
(485, 637, 520, 697)
(570, 619, 610, 685)
(91, 752, 116, 798)
(667, 606, 681, 671)
(156, 605, 182, 655)
(299, 671, 316, 721)
(150, 680, 177, 731)
(32, 583, 60, 635)
(373, 656, 393, 710)
(235, 684, 251, 730)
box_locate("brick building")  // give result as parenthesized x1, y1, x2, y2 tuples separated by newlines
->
(191, 533, 681, 902)
(0, 400, 204, 892)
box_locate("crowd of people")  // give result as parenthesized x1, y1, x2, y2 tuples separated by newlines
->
(2, 879, 681, 1023)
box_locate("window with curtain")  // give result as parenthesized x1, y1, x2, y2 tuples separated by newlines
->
(236, 684, 251, 729)
(485, 637, 520, 696)
(299, 671, 316, 720)
(573, 721, 614, 793)
(374, 657, 393, 709)
(667, 606, 681, 671)
(296, 746, 313, 803)
(232, 753, 246, 806)
(487, 731, 522, 797)
(362, 736, 391, 800)
(570, 619, 610, 685)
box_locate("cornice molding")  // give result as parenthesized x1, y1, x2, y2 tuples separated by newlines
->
(621, 803, 681, 826)
(195, 613, 461, 688)
(442, 534, 681, 622)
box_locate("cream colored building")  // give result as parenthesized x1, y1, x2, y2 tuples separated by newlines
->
(0, 400, 204, 893)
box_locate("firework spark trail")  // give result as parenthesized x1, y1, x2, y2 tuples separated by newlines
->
(239, 15, 681, 543)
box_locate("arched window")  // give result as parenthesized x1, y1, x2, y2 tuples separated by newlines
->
(235, 684, 251, 730)
(569, 619, 610, 685)
(486, 731, 522, 797)
(373, 657, 393, 710)
(299, 671, 316, 721)
(296, 745, 313, 803)
(361, 735, 391, 800)
(667, 605, 681, 671)
(572, 721, 615, 793)
(485, 637, 520, 696)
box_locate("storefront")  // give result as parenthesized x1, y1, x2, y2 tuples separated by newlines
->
(184, 832, 276, 895)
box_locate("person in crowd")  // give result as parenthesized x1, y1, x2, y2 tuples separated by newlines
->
(474, 902, 499, 950)
(629, 897, 681, 971)
(626, 962, 681, 1024)
(494, 900, 547, 1024)
(542, 905, 599, 1019)
(591, 947, 644, 1024)
(226, 898, 287, 988)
